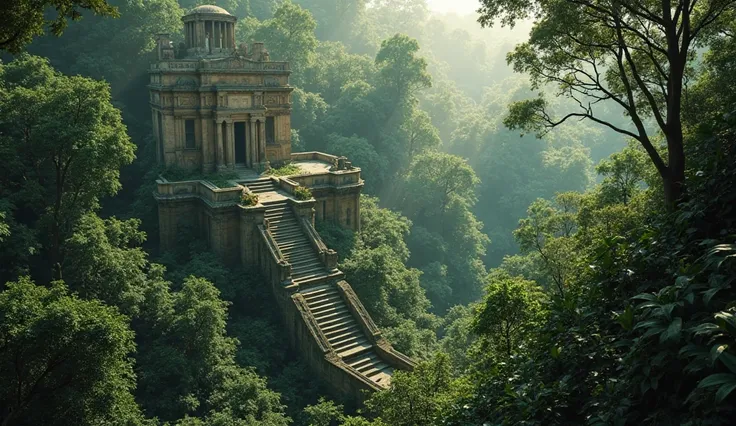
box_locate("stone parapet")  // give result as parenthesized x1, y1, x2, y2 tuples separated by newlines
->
(336, 280, 417, 372)
(257, 224, 293, 286)
(155, 177, 242, 207)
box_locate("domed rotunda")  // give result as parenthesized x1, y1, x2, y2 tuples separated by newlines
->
(182, 4, 237, 56)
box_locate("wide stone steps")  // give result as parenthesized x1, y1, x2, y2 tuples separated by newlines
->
(300, 285, 394, 386)
(262, 201, 329, 285)
(294, 271, 331, 284)
(285, 253, 318, 264)
(344, 352, 394, 386)
(256, 193, 399, 390)
(245, 178, 277, 194)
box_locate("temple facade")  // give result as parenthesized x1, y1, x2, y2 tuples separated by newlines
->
(149, 5, 293, 172)
(151, 6, 414, 405)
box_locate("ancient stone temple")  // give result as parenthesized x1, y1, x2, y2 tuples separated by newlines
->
(150, 4, 292, 172)
(151, 6, 413, 405)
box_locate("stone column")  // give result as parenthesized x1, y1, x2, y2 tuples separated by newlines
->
(227, 119, 235, 168)
(198, 21, 205, 50)
(258, 117, 266, 161)
(216, 119, 224, 167)
(201, 116, 211, 172)
(250, 116, 258, 164)
(246, 120, 253, 168)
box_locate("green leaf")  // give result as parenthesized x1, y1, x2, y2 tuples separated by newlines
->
(680, 344, 708, 358)
(715, 382, 736, 404)
(633, 293, 657, 301)
(703, 288, 721, 306)
(634, 319, 663, 331)
(715, 312, 736, 335)
(635, 301, 661, 310)
(675, 276, 691, 287)
(660, 317, 682, 343)
(550, 345, 562, 359)
(711, 344, 728, 366)
(661, 303, 677, 319)
(616, 305, 634, 331)
(719, 352, 736, 374)
(698, 373, 736, 388)
(691, 323, 720, 335)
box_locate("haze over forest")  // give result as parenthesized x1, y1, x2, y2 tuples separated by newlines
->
(1, 0, 735, 424)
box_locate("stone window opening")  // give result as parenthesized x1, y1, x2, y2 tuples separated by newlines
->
(322, 200, 326, 221)
(185, 119, 196, 149)
(266, 116, 275, 144)
(346, 208, 351, 226)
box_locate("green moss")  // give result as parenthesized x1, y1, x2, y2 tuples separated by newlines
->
(240, 191, 259, 206)
(293, 186, 312, 200)
(266, 163, 303, 177)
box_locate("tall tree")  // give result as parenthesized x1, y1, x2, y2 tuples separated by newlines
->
(0, 55, 135, 279)
(0, 0, 118, 53)
(239, 0, 318, 79)
(403, 152, 479, 221)
(478, 0, 736, 207)
(364, 354, 459, 426)
(375, 34, 432, 102)
(473, 270, 547, 357)
(0, 277, 142, 426)
(401, 108, 441, 162)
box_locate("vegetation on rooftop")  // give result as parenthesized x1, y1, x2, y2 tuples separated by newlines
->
(266, 163, 304, 177)
(292, 185, 313, 201)
(240, 190, 259, 206)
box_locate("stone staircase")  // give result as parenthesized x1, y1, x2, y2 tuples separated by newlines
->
(245, 178, 277, 194)
(244, 179, 399, 389)
(263, 200, 331, 285)
(301, 285, 394, 387)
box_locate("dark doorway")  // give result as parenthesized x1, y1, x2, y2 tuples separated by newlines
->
(234, 122, 247, 164)
(266, 116, 275, 144)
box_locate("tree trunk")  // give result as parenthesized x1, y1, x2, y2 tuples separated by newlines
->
(664, 68, 687, 209)
(662, 154, 685, 209)
(662, 9, 688, 210)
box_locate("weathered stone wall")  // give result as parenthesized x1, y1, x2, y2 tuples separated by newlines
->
(158, 198, 199, 249)
(154, 176, 417, 406)
(149, 40, 293, 172)
(274, 287, 380, 407)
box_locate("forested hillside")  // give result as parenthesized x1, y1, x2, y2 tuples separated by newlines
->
(1, 0, 735, 424)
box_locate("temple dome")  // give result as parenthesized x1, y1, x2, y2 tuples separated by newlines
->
(186, 5, 232, 16)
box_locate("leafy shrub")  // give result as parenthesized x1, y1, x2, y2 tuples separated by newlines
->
(241, 191, 259, 206)
(293, 186, 312, 201)
(267, 163, 303, 177)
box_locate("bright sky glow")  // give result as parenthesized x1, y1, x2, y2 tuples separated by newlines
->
(426, 0, 479, 15)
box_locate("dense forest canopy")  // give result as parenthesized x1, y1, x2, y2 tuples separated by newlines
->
(1, 0, 736, 424)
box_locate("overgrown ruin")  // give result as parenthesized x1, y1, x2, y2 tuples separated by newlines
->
(150, 5, 413, 404)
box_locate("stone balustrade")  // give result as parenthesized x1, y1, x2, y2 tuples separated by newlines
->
(257, 224, 293, 287)
(156, 177, 242, 206)
(336, 281, 416, 371)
